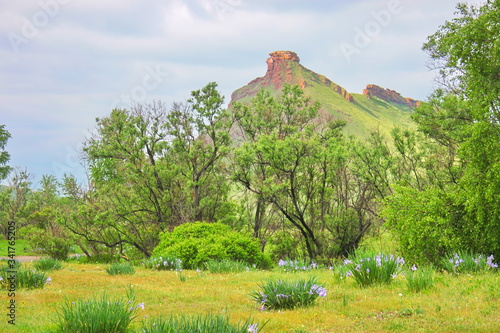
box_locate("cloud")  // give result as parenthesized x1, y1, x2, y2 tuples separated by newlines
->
(0, 0, 479, 185)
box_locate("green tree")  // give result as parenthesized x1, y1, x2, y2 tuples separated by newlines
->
(166, 82, 234, 222)
(232, 86, 378, 259)
(384, 1, 500, 262)
(0, 125, 11, 180)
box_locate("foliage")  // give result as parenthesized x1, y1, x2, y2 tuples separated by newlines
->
(32, 257, 64, 272)
(54, 288, 142, 333)
(152, 222, 271, 269)
(341, 253, 405, 287)
(250, 276, 327, 310)
(276, 259, 319, 272)
(23, 226, 72, 260)
(141, 256, 182, 271)
(141, 314, 265, 333)
(106, 262, 136, 276)
(204, 258, 252, 274)
(381, 185, 462, 265)
(406, 265, 435, 293)
(0, 124, 11, 181)
(233, 86, 379, 259)
(439, 252, 499, 274)
(0, 267, 50, 290)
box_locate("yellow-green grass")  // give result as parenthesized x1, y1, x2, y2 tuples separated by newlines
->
(1, 263, 498, 332)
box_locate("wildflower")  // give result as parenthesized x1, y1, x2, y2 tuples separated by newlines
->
(375, 256, 382, 267)
(311, 262, 318, 269)
(248, 323, 259, 333)
(278, 259, 287, 267)
(346, 270, 353, 277)
(366, 268, 370, 273)
(396, 257, 405, 266)
(410, 264, 418, 271)
(486, 255, 498, 268)
(310, 284, 327, 297)
(343, 259, 353, 265)
(46, 277, 52, 283)
(137, 302, 145, 310)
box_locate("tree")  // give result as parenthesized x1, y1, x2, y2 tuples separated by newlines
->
(166, 82, 234, 222)
(384, 0, 500, 262)
(0, 125, 11, 180)
(232, 86, 378, 259)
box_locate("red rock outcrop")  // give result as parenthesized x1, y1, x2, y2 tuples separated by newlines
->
(230, 51, 354, 103)
(363, 84, 420, 108)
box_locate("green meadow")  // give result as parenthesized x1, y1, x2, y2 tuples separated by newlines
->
(1, 258, 498, 332)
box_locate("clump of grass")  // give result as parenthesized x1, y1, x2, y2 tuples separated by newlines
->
(406, 265, 435, 293)
(0, 267, 50, 290)
(55, 288, 143, 333)
(440, 252, 498, 274)
(141, 313, 265, 333)
(250, 276, 327, 310)
(141, 256, 182, 271)
(106, 262, 135, 276)
(205, 259, 252, 273)
(276, 259, 319, 272)
(341, 254, 405, 287)
(32, 257, 64, 271)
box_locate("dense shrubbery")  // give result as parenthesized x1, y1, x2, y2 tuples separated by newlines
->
(152, 222, 272, 269)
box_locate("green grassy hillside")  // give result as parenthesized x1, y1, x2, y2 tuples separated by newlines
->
(230, 52, 416, 138)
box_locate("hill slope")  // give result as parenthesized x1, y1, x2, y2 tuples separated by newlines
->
(230, 51, 418, 138)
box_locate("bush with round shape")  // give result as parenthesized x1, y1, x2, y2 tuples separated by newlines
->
(152, 222, 271, 269)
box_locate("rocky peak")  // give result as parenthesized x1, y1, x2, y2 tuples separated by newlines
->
(266, 51, 300, 72)
(363, 84, 420, 108)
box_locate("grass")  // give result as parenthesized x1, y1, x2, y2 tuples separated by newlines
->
(0, 239, 35, 256)
(0, 262, 498, 332)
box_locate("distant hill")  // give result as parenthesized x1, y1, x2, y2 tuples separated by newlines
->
(230, 51, 418, 138)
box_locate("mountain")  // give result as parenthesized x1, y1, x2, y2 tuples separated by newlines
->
(230, 51, 418, 137)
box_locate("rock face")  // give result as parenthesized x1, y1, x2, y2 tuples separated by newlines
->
(363, 84, 420, 108)
(231, 51, 354, 103)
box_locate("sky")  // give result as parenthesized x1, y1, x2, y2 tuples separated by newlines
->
(0, 0, 486, 186)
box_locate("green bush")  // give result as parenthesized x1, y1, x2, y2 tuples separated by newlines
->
(250, 277, 327, 310)
(141, 313, 265, 333)
(152, 222, 272, 270)
(105, 262, 135, 276)
(32, 257, 64, 272)
(22, 226, 72, 260)
(55, 289, 142, 333)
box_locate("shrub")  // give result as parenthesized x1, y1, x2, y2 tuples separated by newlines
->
(54, 288, 142, 333)
(406, 265, 435, 293)
(341, 253, 405, 287)
(106, 262, 135, 276)
(32, 257, 64, 271)
(250, 277, 327, 310)
(23, 226, 72, 260)
(440, 252, 499, 274)
(205, 259, 252, 273)
(0, 268, 50, 290)
(141, 256, 182, 271)
(141, 313, 265, 333)
(152, 222, 272, 269)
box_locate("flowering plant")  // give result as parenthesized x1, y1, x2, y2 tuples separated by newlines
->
(250, 277, 327, 310)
